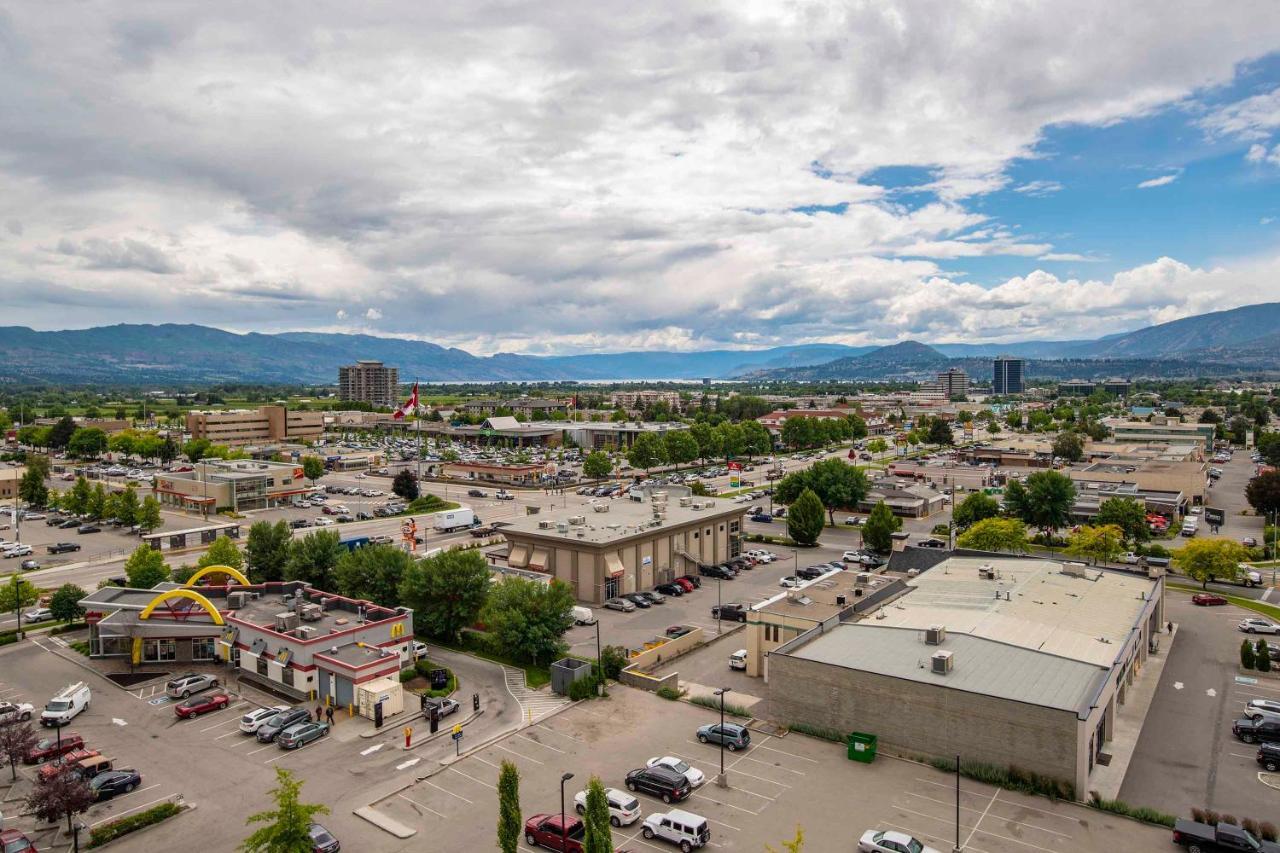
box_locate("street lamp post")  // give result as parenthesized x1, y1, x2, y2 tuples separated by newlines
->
(595, 620, 603, 698)
(716, 576, 722, 635)
(560, 772, 574, 850)
(714, 687, 731, 788)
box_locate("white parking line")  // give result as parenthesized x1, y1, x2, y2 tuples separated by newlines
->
(688, 791, 760, 817)
(733, 754, 805, 777)
(964, 788, 1000, 850)
(884, 821, 991, 853)
(472, 754, 501, 770)
(199, 708, 247, 732)
(906, 792, 1070, 839)
(246, 742, 277, 756)
(516, 733, 565, 753)
(421, 777, 473, 804)
(494, 743, 544, 765)
(751, 742, 819, 764)
(912, 778, 1078, 823)
(89, 795, 174, 828)
(449, 766, 497, 791)
(535, 724, 586, 744)
(398, 792, 447, 820)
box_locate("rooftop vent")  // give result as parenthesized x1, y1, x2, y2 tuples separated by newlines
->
(678, 497, 693, 507)
(569, 515, 586, 526)
(1061, 563, 1090, 579)
(274, 612, 299, 632)
(978, 564, 996, 580)
(926, 625, 946, 645)
(538, 520, 554, 529)
(931, 650, 954, 675)
(556, 522, 569, 534)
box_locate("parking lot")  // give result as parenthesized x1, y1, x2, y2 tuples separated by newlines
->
(1120, 591, 1280, 822)
(367, 686, 1165, 852)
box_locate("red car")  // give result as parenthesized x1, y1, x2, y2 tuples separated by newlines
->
(1192, 593, 1228, 606)
(174, 691, 231, 719)
(24, 733, 85, 764)
(37, 748, 101, 781)
(672, 577, 696, 593)
(0, 829, 37, 852)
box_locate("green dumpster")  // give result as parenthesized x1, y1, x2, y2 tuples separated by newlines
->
(847, 732, 877, 763)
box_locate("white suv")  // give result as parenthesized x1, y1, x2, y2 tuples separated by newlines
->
(573, 787, 640, 827)
(642, 809, 710, 850)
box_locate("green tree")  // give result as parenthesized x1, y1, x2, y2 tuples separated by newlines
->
(689, 422, 721, 463)
(1018, 470, 1076, 534)
(956, 517, 1028, 552)
(775, 459, 869, 526)
(301, 455, 326, 486)
(582, 451, 612, 483)
(333, 545, 413, 607)
(952, 491, 999, 529)
(1051, 431, 1085, 462)
(197, 535, 245, 572)
(627, 432, 668, 472)
(1242, 638, 1257, 670)
(17, 465, 48, 508)
(64, 475, 92, 516)
(240, 767, 329, 853)
(861, 500, 901, 553)
(115, 485, 141, 526)
(158, 436, 179, 464)
(497, 760, 521, 853)
(1246, 470, 1280, 517)
(392, 469, 420, 501)
(49, 583, 87, 623)
(1257, 638, 1273, 673)
(663, 431, 699, 467)
(781, 417, 815, 450)
(183, 438, 213, 463)
(399, 548, 491, 640)
(740, 420, 774, 458)
(247, 520, 292, 583)
(786, 488, 825, 546)
(867, 438, 888, 459)
(482, 577, 575, 665)
(926, 418, 954, 446)
(846, 415, 868, 440)
(715, 422, 745, 461)
(1095, 497, 1149, 543)
(582, 776, 614, 853)
(86, 482, 108, 520)
(67, 427, 108, 460)
(137, 494, 163, 533)
(1173, 538, 1249, 588)
(284, 530, 345, 591)
(1005, 410, 1023, 431)
(124, 545, 171, 589)
(47, 416, 77, 450)
(1065, 524, 1125, 565)
(1, 575, 39, 612)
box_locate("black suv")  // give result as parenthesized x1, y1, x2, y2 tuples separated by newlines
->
(1233, 717, 1280, 744)
(1258, 742, 1280, 772)
(698, 564, 733, 580)
(624, 765, 691, 804)
(711, 603, 747, 622)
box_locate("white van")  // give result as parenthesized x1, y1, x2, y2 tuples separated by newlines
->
(572, 606, 597, 626)
(642, 809, 711, 849)
(729, 650, 747, 671)
(41, 682, 90, 727)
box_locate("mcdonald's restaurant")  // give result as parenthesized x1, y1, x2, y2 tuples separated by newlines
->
(78, 574, 415, 718)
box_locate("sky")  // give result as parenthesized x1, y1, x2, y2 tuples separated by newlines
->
(2, 2, 1280, 355)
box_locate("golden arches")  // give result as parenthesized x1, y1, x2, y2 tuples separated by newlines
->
(181, 564, 250, 588)
(138, 589, 225, 626)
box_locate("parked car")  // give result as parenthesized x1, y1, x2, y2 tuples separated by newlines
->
(2, 544, 32, 558)
(166, 672, 219, 699)
(467, 489, 488, 498)
(174, 691, 231, 719)
(37, 750, 107, 782)
(46, 542, 81, 554)
(24, 733, 85, 764)
(24, 607, 53, 623)
(0, 700, 34, 724)
(524, 813, 587, 852)
(779, 576, 805, 589)
(623, 593, 652, 609)
(1192, 593, 1228, 606)
(710, 603, 747, 622)
(625, 765, 692, 804)
(574, 786, 641, 827)
(642, 809, 711, 851)
(858, 829, 941, 853)
(89, 768, 142, 801)
(1246, 699, 1280, 720)
(1172, 817, 1280, 852)
(1233, 716, 1280, 744)
(695, 722, 750, 751)
(676, 575, 701, 589)
(654, 582, 684, 597)
(57, 519, 80, 529)
(240, 705, 292, 734)
(76, 524, 101, 534)
(916, 537, 947, 549)
(697, 564, 733, 580)
(308, 822, 342, 853)
(0, 830, 37, 853)
(422, 697, 459, 719)
(646, 756, 705, 788)
(257, 708, 312, 742)
(665, 625, 695, 639)
(635, 591, 665, 606)
(1257, 742, 1280, 773)
(1240, 618, 1280, 634)
(278, 720, 330, 749)
(748, 513, 772, 523)
(20, 558, 39, 570)
(604, 597, 636, 613)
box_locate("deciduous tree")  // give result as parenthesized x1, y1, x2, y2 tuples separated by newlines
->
(333, 545, 413, 607)
(482, 577, 575, 665)
(18, 465, 48, 507)
(124, 544, 171, 589)
(582, 451, 612, 483)
(284, 530, 345, 591)
(399, 548, 491, 640)
(1065, 524, 1125, 565)
(1174, 539, 1249, 589)
(1246, 471, 1280, 518)
(137, 494, 163, 533)
(240, 767, 329, 853)
(27, 765, 94, 834)
(956, 517, 1028, 553)
(775, 459, 869, 526)
(247, 520, 292, 583)
(0, 722, 37, 781)
(197, 535, 245, 572)
(1051, 431, 1085, 463)
(1, 575, 39, 612)
(627, 432, 668, 472)
(1095, 497, 1149, 543)
(663, 431, 699, 467)
(301, 455, 326, 486)
(952, 492, 999, 529)
(49, 583, 87, 623)
(392, 469, 420, 501)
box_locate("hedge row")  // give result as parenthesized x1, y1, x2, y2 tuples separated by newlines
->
(88, 802, 183, 848)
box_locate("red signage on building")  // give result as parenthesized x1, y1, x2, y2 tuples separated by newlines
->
(84, 611, 103, 625)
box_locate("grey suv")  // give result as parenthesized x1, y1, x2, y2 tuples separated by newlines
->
(165, 673, 219, 699)
(257, 708, 312, 742)
(695, 722, 751, 751)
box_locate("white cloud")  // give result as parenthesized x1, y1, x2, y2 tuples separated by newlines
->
(1245, 142, 1280, 166)
(1137, 174, 1179, 189)
(0, 4, 1277, 351)
(1200, 86, 1280, 140)
(1038, 252, 1102, 262)
(1263, 217, 1275, 225)
(364, 307, 383, 321)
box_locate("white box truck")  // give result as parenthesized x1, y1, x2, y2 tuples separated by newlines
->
(433, 508, 477, 533)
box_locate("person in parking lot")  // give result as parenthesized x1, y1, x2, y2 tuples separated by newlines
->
(315, 706, 323, 722)
(326, 705, 334, 726)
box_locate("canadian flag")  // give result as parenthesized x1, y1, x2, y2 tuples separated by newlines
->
(393, 382, 419, 420)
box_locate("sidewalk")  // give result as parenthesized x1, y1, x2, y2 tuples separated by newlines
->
(1088, 623, 1178, 800)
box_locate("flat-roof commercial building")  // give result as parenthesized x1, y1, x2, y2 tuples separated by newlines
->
(339, 360, 399, 408)
(461, 398, 570, 418)
(186, 406, 323, 447)
(860, 480, 947, 518)
(993, 357, 1025, 395)
(1070, 479, 1185, 518)
(608, 390, 683, 413)
(767, 555, 1165, 800)
(442, 461, 546, 486)
(153, 459, 314, 513)
(1071, 456, 1207, 506)
(80, 579, 412, 714)
(495, 492, 746, 603)
(562, 421, 689, 451)
(1059, 379, 1132, 397)
(920, 368, 969, 400)
(1103, 417, 1215, 451)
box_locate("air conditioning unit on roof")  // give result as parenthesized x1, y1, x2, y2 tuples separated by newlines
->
(926, 625, 946, 645)
(931, 650, 954, 674)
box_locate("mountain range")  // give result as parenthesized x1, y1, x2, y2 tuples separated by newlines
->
(0, 302, 1276, 385)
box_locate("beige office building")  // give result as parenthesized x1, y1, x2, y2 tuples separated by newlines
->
(0, 467, 21, 501)
(185, 406, 323, 447)
(153, 459, 314, 513)
(496, 492, 746, 603)
(339, 360, 400, 408)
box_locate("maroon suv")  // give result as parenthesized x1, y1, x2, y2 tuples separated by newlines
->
(24, 733, 85, 764)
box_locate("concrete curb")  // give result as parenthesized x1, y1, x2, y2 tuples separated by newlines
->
(85, 799, 195, 850)
(354, 805, 417, 839)
(401, 708, 482, 750)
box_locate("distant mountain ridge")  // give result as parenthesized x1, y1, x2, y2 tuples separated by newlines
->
(0, 301, 1277, 384)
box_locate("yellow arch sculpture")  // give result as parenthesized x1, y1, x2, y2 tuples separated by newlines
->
(139, 589, 225, 626)
(182, 564, 250, 588)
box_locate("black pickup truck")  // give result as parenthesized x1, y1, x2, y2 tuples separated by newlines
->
(1172, 818, 1280, 852)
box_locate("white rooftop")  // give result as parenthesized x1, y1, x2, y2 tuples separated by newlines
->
(867, 556, 1157, 667)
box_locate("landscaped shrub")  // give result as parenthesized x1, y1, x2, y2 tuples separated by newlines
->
(1221, 814, 1239, 827)
(1260, 821, 1277, 842)
(929, 758, 1075, 801)
(1243, 818, 1259, 836)
(787, 722, 845, 743)
(399, 667, 416, 683)
(1203, 810, 1221, 827)
(599, 645, 628, 680)
(1256, 639, 1272, 673)
(568, 676, 601, 701)
(688, 694, 751, 718)
(655, 687, 681, 701)
(1242, 639, 1257, 670)
(1088, 794, 1176, 827)
(88, 802, 183, 848)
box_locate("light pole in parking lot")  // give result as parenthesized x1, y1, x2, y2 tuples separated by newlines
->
(714, 687, 731, 788)
(952, 754, 962, 853)
(559, 771, 574, 849)
(716, 576, 722, 635)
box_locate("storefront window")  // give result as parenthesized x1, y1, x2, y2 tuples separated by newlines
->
(257, 655, 269, 676)
(143, 639, 176, 662)
(192, 638, 216, 661)
(282, 665, 294, 688)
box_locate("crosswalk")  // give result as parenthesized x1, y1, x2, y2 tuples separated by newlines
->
(501, 666, 569, 723)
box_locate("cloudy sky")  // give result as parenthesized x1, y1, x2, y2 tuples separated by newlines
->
(3, 2, 1280, 355)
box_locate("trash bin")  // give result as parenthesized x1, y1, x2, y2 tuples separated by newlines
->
(847, 732, 877, 763)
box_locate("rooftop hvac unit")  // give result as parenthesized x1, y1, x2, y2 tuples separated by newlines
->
(593, 503, 610, 513)
(295, 626, 315, 639)
(931, 650, 954, 674)
(300, 604, 324, 622)
(569, 515, 586, 526)
(576, 529, 586, 538)
(227, 591, 249, 609)
(274, 612, 299, 632)
(539, 520, 555, 529)
(978, 564, 995, 580)
(678, 497, 693, 507)
(836, 594, 847, 606)
(556, 522, 569, 533)
(856, 572, 872, 585)
(1061, 563, 1089, 579)
(926, 625, 947, 645)
(690, 502, 704, 510)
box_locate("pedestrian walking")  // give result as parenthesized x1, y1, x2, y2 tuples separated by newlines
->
(325, 705, 335, 726)
(1167, 621, 1173, 634)
(315, 705, 323, 722)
